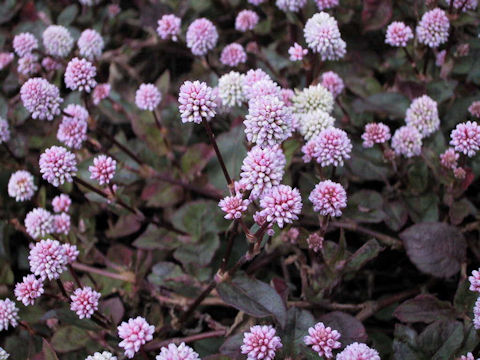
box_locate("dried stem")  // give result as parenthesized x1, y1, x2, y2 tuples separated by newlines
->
(144, 330, 226, 351)
(72, 262, 136, 283)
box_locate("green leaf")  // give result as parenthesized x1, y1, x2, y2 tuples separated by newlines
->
(418, 320, 463, 359)
(345, 239, 383, 273)
(280, 307, 315, 357)
(141, 180, 184, 208)
(404, 193, 439, 223)
(174, 232, 220, 266)
(51, 326, 89, 352)
(43, 339, 59, 360)
(343, 190, 386, 223)
(217, 273, 288, 327)
(133, 225, 179, 250)
(57, 4, 78, 26)
(383, 201, 408, 231)
(426, 80, 457, 103)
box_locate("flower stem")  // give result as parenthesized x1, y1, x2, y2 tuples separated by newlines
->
(202, 118, 232, 188)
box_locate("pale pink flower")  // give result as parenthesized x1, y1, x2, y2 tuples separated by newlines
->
(39, 146, 77, 187)
(248, 0, 267, 4)
(242, 69, 270, 97)
(65, 57, 97, 92)
(241, 325, 282, 360)
(336, 342, 380, 360)
(439, 148, 459, 169)
(276, 0, 307, 12)
(57, 104, 89, 149)
(92, 83, 111, 105)
(304, 322, 341, 358)
(135, 83, 162, 111)
(8, 170, 37, 202)
(309, 180, 347, 217)
(405, 95, 439, 137)
(288, 42, 308, 61)
(468, 101, 480, 118)
(28, 239, 68, 280)
(14, 275, 44, 306)
(259, 185, 302, 228)
(186, 18, 218, 56)
(416, 8, 449, 48)
(53, 213, 71, 235)
(453, 0, 477, 11)
(52, 194, 72, 213)
(469, 269, 480, 293)
(450, 121, 480, 157)
(70, 287, 100, 319)
(307, 233, 324, 252)
(118, 317, 155, 358)
(178, 80, 217, 123)
(458, 353, 476, 360)
(86, 352, 117, 360)
(279, 89, 294, 106)
(235, 10, 259, 32)
(391, 126, 423, 158)
(220, 43, 247, 67)
(18, 53, 40, 76)
(42, 57, 61, 72)
(20, 77, 63, 120)
(385, 22, 414, 47)
(0, 52, 13, 70)
(474, 297, 480, 329)
(315, 0, 339, 10)
(454, 167, 467, 180)
(42, 25, 74, 58)
(244, 79, 281, 101)
(89, 155, 116, 185)
(13, 32, 38, 57)
(320, 71, 344, 97)
(0, 299, 19, 331)
(0, 118, 8, 143)
(362, 123, 391, 148)
(63, 244, 79, 264)
(218, 194, 250, 220)
(78, 29, 104, 61)
(302, 128, 352, 167)
(25, 208, 53, 239)
(155, 342, 200, 360)
(157, 14, 181, 41)
(304, 12, 346, 61)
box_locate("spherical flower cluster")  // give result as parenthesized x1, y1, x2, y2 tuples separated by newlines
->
(53, 213, 71, 235)
(293, 84, 334, 115)
(240, 145, 286, 199)
(25, 208, 53, 239)
(157, 14, 181, 41)
(92, 83, 111, 105)
(245, 79, 281, 101)
(235, 10, 259, 32)
(8, 170, 37, 202)
(0, 299, 18, 331)
(469, 268, 480, 292)
(302, 128, 352, 167)
(57, 104, 89, 149)
(89, 155, 117, 185)
(70, 287, 100, 319)
(304, 12, 346, 61)
(320, 71, 344, 98)
(218, 71, 246, 107)
(280, 88, 294, 106)
(18, 54, 40, 76)
(299, 110, 335, 141)
(304, 322, 341, 358)
(41, 57, 61, 72)
(65, 57, 97, 92)
(14, 274, 44, 306)
(453, 0, 477, 11)
(468, 101, 480, 118)
(450, 121, 480, 157)
(156, 342, 200, 360)
(39, 146, 77, 187)
(259, 185, 302, 228)
(391, 126, 423, 158)
(0, 347, 8, 360)
(178, 80, 217, 123)
(29, 239, 67, 280)
(63, 244, 79, 264)
(219, 194, 250, 220)
(336, 342, 380, 360)
(315, 0, 339, 10)
(385, 22, 414, 47)
(118, 317, 155, 358)
(241, 325, 283, 360)
(416, 8, 450, 48)
(20, 78, 63, 121)
(78, 29, 104, 60)
(405, 95, 439, 137)
(307, 233, 324, 252)
(0, 118, 9, 143)
(309, 180, 347, 217)
(135, 83, 162, 111)
(439, 148, 459, 169)
(243, 68, 270, 97)
(42, 25, 74, 58)
(473, 297, 480, 329)
(248, 0, 266, 4)
(52, 194, 71, 213)
(244, 95, 293, 147)
(220, 43, 247, 67)
(13, 32, 38, 57)
(288, 43, 308, 61)
(86, 352, 117, 360)
(186, 18, 218, 56)
(362, 122, 391, 148)
(276, 0, 307, 12)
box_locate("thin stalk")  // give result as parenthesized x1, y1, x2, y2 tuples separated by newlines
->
(202, 118, 232, 188)
(72, 262, 135, 283)
(68, 264, 83, 288)
(56, 279, 68, 298)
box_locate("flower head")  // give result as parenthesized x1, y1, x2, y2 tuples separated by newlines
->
(289, 43, 308, 61)
(302, 128, 352, 167)
(450, 121, 480, 157)
(276, 0, 307, 12)
(362, 122, 391, 148)
(474, 297, 480, 329)
(13, 32, 38, 57)
(299, 110, 335, 141)
(385, 22, 414, 47)
(243, 69, 271, 97)
(186, 18, 218, 56)
(293, 84, 334, 115)
(178, 80, 217, 124)
(236, 10, 259, 32)
(416, 8, 449, 48)
(307, 233, 324, 252)
(118, 317, 155, 358)
(25, 208, 53, 239)
(53, 213, 71, 235)
(241, 325, 283, 360)
(245, 79, 281, 102)
(304, 12, 346, 61)
(405, 95, 439, 137)
(42, 57, 61, 72)
(29, 239, 67, 280)
(469, 269, 480, 293)
(0, 52, 13, 70)
(309, 180, 347, 217)
(0, 119, 9, 145)
(14, 275, 44, 306)
(70, 287, 100, 319)
(8, 170, 37, 202)
(93, 83, 111, 105)
(259, 185, 302, 228)
(20, 78, 63, 120)
(440, 148, 459, 169)
(453, 0, 477, 11)
(0, 299, 18, 331)
(336, 342, 380, 360)
(458, 353, 476, 360)
(315, 0, 339, 10)
(253, 212, 275, 236)
(39, 146, 77, 187)
(279, 88, 294, 107)
(304, 322, 341, 358)
(468, 101, 480, 118)
(18, 54, 40, 76)
(86, 352, 117, 360)
(245, 95, 293, 147)
(78, 29, 104, 61)
(220, 43, 247, 67)
(155, 342, 200, 360)
(57, 104, 89, 149)
(65, 57, 97, 92)
(320, 71, 344, 98)
(42, 25, 74, 58)
(135, 83, 162, 111)
(63, 244, 79, 263)
(89, 155, 116, 185)
(218, 71, 246, 107)
(248, 0, 267, 4)
(157, 14, 181, 41)
(240, 145, 286, 199)
(391, 126, 423, 158)
(219, 194, 250, 220)
(52, 194, 72, 213)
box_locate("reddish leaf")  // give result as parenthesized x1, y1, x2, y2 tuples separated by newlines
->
(362, 0, 393, 32)
(394, 294, 457, 324)
(319, 311, 367, 345)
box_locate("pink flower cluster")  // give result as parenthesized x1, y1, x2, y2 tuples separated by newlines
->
(186, 18, 218, 56)
(78, 29, 104, 60)
(157, 14, 181, 41)
(391, 126, 422, 158)
(219, 194, 250, 220)
(236, 10, 259, 32)
(304, 12, 346, 61)
(241, 325, 282, 360)
(20, 78, 63, 121)
(288, 43, 308, 61)
(156, 342, 200, 360)
(416, 8, 449, 48)
(57, 104, 89, 149)
(52, 194, 71, 213)
(135, 83, 162, 111)
(65, 57, 97, 92)
(315, 0, 339, 10)
(14, 274, 44, 306)
(309, 180, 347, 217)
(28, 239, 68, 280)
(25, 208, 53, 239)
(8, 170, 37, 202)
(258, 185, 302, 228)
(118, 316, 155, 358)
(92, 83, 111, 105)
(13, 32, 38, 57)
(89, 155, 117, 185)
(220, 43, 247, 67)
(362, 123, 391, 148)
(302, 128, 352, 167)
(39, 146, 77, 187)
(320, 71, 344, 98)
(70, 287, 101, 319)
(0, 299, 18, 331)
(450, 121, 480, 157)
(304, 322, 341, 358)
(336, 342, 380, 360)
(178, 80, 217, 123)
(385, 22, 414, 47)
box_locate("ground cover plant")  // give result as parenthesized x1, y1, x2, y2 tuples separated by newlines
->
(1, 0, 480, 359)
